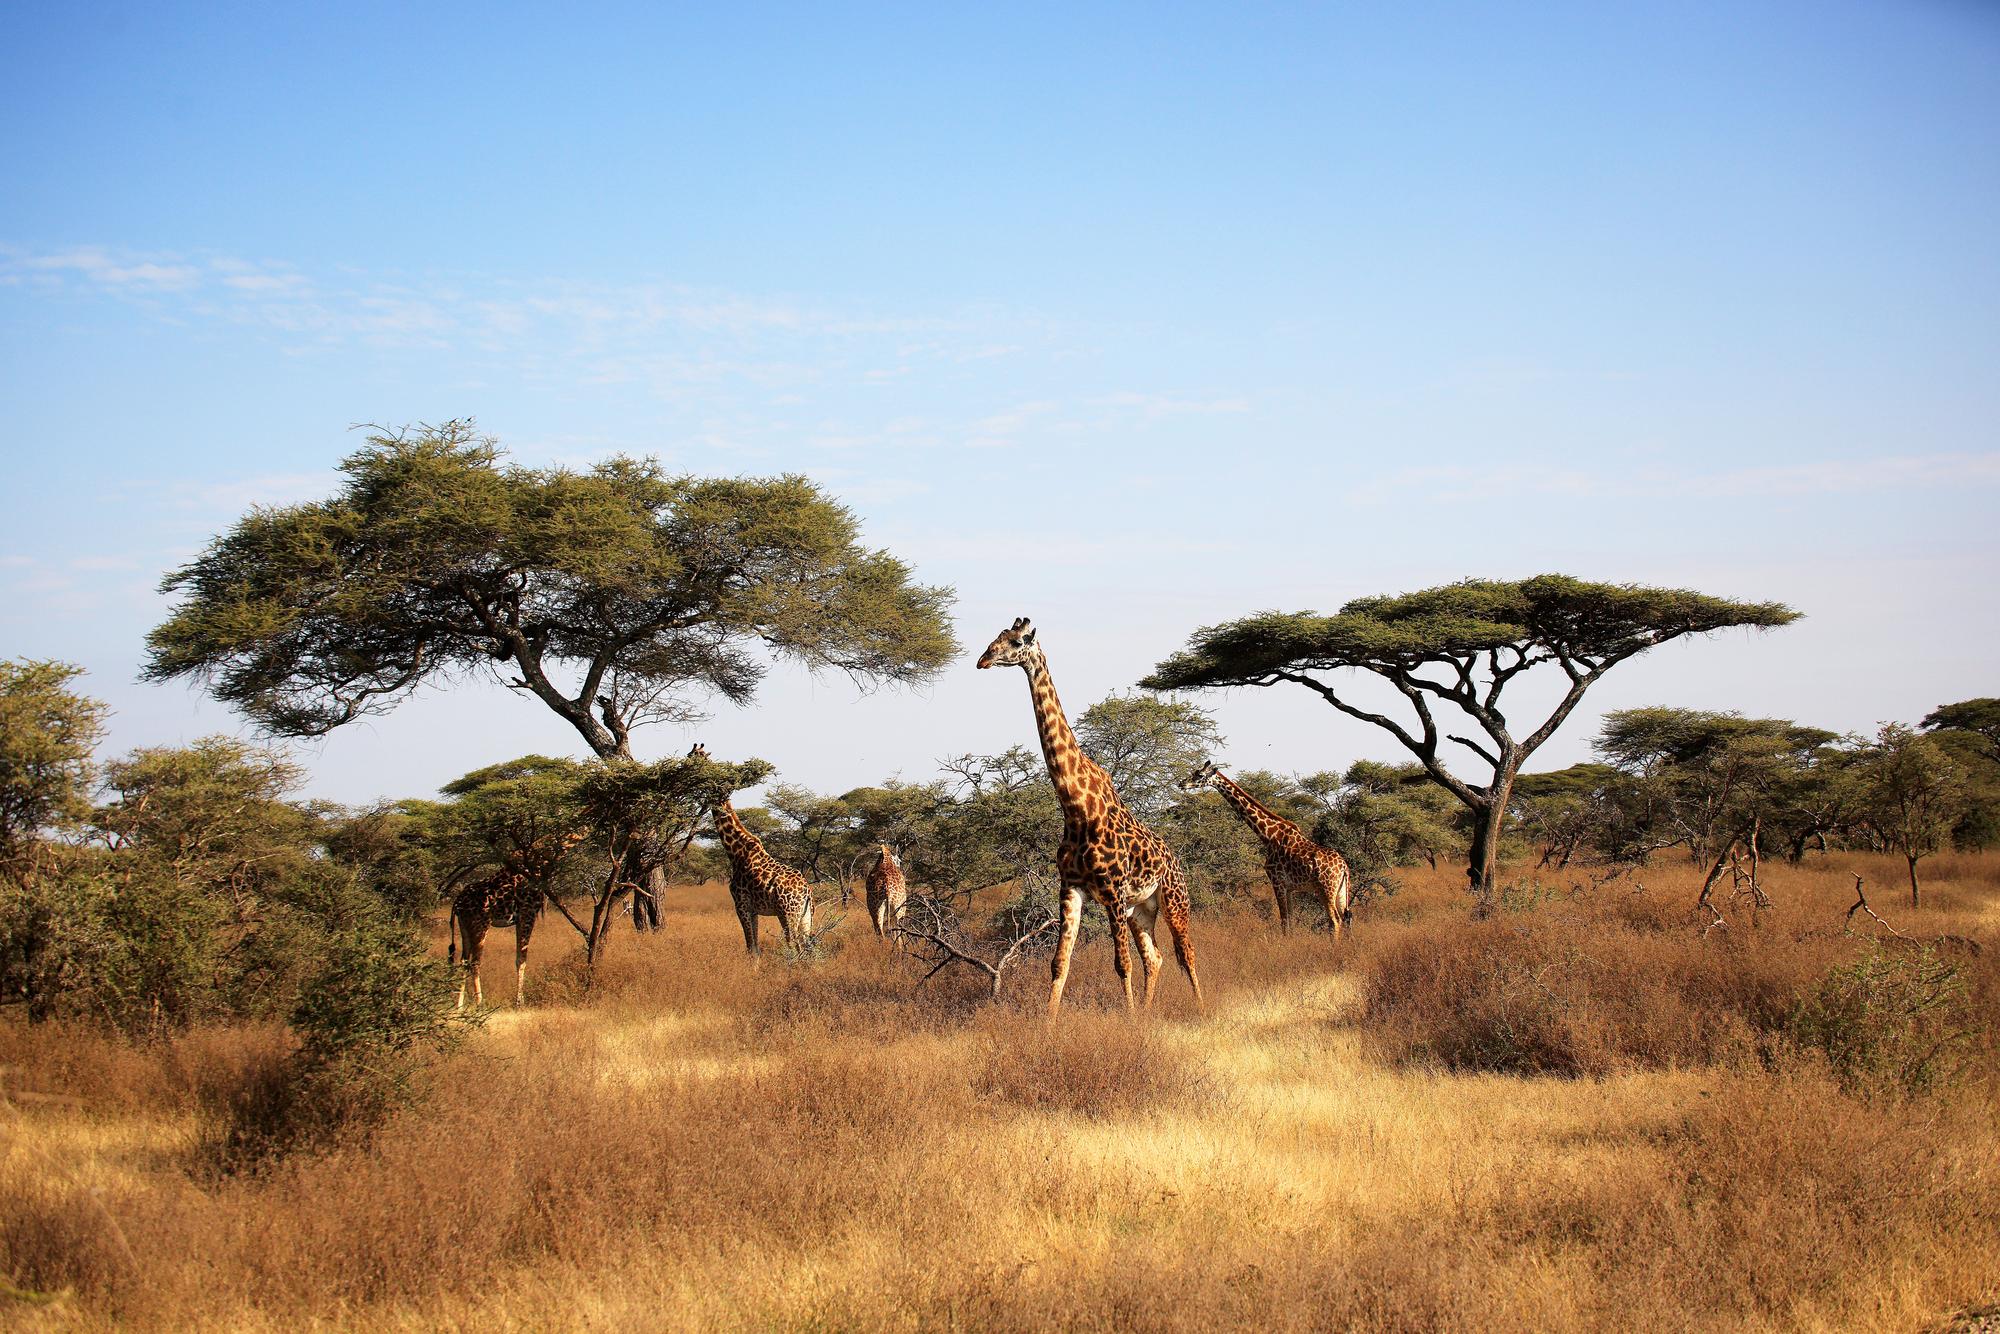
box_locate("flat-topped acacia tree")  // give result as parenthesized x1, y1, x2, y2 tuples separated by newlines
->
(1141, 576, 1798, 907)
(145, 421, 957, 925)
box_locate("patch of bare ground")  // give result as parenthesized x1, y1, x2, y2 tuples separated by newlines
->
(4, 856, 1998, 1331)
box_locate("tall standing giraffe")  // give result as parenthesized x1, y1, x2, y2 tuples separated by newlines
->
(864, 843, 907, 939)
(1180, 761, 1353, 938)
(449, 823, 592, 1010)
(693, 743, 815, 954)
(977, 617, 1203, 1018)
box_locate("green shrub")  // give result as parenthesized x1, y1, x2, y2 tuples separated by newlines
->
(206, 900, 466, 1171)
(1784, 945, 1978, 1096)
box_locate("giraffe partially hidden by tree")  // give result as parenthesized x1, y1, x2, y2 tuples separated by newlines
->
(449, 824, 591, 1010)
(865, 844, 907, 940)
(694, 743, 815, 955)
(977, 617, 1203, 1018)
(1180, 760, 1353, 938)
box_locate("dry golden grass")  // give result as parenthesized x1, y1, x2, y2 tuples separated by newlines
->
(4, 853, 1999, 1331)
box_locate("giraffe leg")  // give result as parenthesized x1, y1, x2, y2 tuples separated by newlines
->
(457, 914, 487, 1012)
(1274, 884, 1291, 935)
(1164, 888, 1204, 1010)
(738, 909, 760, 955)
(1322, 877, 1342, 941)
(1130, 896, 1163, 1008)
(514, 912, 536, 1005)
(1047, 885, 1085, 1021)
(1110, 905, 1135, 1013)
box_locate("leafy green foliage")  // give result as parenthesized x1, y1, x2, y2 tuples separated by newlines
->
(1312, 761, 1461, 902)
(316, 799, 445, 920)
(0, 660, 107, 860)
(1786, 946, 1977, 1096)
(207, 883, 468, 1171)
(1593, 708, 1848, 867)
(1921, 697, 2000, 767)
(1855, 724, 1970, 905)
(1073, 693, 1223, 821)
(145, 421, 957, 757)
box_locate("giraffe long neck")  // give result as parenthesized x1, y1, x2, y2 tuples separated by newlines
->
(1023, 655, 1098, 819)
(1209, 772, 1298, 845)
(712, 799, 762, 864)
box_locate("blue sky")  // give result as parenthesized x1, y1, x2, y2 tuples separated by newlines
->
(3, 1, 1997, 804)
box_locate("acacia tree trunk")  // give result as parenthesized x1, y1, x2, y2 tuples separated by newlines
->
(1466, 793, 1507, 912)
(1907, 854, 1921, 909)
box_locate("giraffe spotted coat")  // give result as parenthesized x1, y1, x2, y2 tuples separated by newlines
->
(865, 844, 907, 939)
(977, 616, 1203, 1019)
(691, 745, 815, 954)
(1182, 761, 1353, 937)
(449, 824, 590, 1009)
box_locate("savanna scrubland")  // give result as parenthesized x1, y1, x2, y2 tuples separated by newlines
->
(8, 438, 2000, 1331)
(6, 849, 1998, 1333)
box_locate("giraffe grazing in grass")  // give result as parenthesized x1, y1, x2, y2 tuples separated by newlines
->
(449, 824, 591, 1010)
(865, 844, 907, 939)
(977, 617, 1203, 1018)
(693, 743, 815, 954)
(1180, 760, 1353, 938)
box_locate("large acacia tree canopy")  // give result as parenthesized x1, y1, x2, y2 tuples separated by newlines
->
(1142, 576, 1798, 690)
(144, 423, 958, 749)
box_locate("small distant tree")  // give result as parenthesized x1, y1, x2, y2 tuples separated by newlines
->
(1509, 763, 1622, 868)
(1144, 576, 1798, 907)
(144, 421, 956, 928)
(317, 799, 446, 921)
(0, 661, 109, 1017)
(432, 750, 767, 965)
(1327, 760, 1461, 872)
(928, 746, 1064, 902)
(1922, 698, 2000, 767)
(1922, 698, 2000, 849)
(1857, 724, 1969, 908)
(1073, 693, 1224, 821)
(1595, 708, 1841, 921)
(0, 660, 107, 864)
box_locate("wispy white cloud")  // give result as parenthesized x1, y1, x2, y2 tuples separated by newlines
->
(8, 247, 203, 291)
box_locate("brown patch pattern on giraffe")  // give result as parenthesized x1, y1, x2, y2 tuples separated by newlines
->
(449, 824, 591, 1009)
(977, 617, 1203, 1018)
(865, 844, 907, 939)
(1181, 760, 1353, 938)
(691, 743, 815, 954)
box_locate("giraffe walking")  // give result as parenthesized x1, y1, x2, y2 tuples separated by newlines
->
(865, 844, 907, 939)
(1180, 761, 1353, 938)
(977, 617, 1203, 1019)
(693, 743, 815, 954)
(448, 825, 590, 1010)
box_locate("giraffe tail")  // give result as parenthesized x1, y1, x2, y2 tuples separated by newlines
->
(447, 907, 458, 967)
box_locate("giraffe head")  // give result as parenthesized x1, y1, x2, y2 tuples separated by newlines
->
(976, 616, 1042, 670)
(687, 742, 709, 760)
(1179, 759, 1222, 794)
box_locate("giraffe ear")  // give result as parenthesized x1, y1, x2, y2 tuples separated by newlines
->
(1020, 625, 1036, 645)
